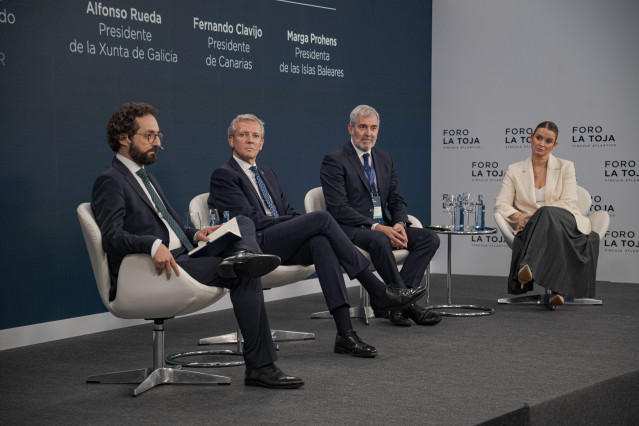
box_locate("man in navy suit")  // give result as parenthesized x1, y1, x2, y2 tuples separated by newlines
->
(209, 114, 427, 357)
(320, 105, 441, 327)
(92, 102, 303, 389)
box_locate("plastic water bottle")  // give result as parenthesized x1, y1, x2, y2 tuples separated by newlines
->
(474, 195, 485, 231)
(209, 209, 218, 226)
(223, 210, 230, 223)
(454, 195, 464, 231)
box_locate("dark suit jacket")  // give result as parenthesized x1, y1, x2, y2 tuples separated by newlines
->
(91, 157, 196, 301)
(320, 141, 409, 238)
(209, 157, 299, 233)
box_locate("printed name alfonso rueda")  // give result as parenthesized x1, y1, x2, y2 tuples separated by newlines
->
(86, 2, 162, 24)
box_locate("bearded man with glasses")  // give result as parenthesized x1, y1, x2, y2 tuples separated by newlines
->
(91, 102, 303, 389)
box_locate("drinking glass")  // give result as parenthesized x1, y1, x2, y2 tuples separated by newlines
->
(443, 194, 456, 229)
(462, 193, 475, 231)
(184, 212, 204, 229)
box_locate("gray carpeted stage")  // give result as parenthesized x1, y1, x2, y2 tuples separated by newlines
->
(1, 274, 638, 425)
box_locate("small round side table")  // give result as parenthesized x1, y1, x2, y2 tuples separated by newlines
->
(426, 226, 496, 317)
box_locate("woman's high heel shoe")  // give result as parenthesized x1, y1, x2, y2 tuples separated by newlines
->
(517, 264, 533, 289)
(549, 292, 564, 310)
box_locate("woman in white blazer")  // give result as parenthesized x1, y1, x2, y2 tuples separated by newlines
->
(494, 121, 600, 309)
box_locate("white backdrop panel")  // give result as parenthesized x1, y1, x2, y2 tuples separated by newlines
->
(431, 0, 639, 284)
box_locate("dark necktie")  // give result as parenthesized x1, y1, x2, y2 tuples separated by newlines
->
(136, 168, 195, 251)
(249, 166, 279, 218)
(363, 153, 377, 196)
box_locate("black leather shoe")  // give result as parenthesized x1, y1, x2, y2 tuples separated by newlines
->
(217, 251, 281, 279)
(389, 311, 412, 326)
(370, 285, 427, 313)
(244, 363, 304, 389)
(403, 304, 442, 326)
(334, 330, 378, 357)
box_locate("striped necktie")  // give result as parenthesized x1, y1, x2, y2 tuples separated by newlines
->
(363, 153, 377, 196)
(250, 166, 279, 218)
(136, 168, 195, 251)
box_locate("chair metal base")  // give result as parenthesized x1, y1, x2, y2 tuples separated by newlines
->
(86, 320, 231, 396)
(498, 293, 603, 306)
(271, 329, 315, 341)
(166, 349, 245, 368)
(311, 305, 376, 324)
(311, 284, 376, 324)
(428, 304, 495, 317)
(198, 328, 315, 346)
(87, 367, 230, 396)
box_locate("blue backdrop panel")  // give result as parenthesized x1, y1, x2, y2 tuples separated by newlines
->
(0, 0, 432, 329)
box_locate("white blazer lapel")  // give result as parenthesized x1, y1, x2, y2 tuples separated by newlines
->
(519, 157, 537, 207)
(544, 154, 561, 204)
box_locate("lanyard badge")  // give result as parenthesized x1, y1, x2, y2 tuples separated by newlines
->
(372, 195, 383, 223)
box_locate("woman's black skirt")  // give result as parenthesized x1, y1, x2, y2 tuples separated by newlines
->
(508, 206, 600, 298)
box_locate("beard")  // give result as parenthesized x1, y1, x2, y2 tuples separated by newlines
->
(353, 137, 376, 151)
(130, 142, 157, 165)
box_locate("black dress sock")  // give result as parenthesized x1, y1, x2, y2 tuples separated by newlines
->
(332, 305, 353, 335)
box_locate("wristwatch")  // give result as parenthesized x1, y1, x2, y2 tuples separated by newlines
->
(396, 221, 407, 229)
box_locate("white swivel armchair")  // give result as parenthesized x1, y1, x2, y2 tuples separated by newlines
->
(78, 203, 239, 396)
(188, 193, 316, 347)
(493, 186, 608, 306)
(303, 187, 426, 324)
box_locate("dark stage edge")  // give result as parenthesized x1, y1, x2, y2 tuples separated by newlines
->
(480, 369, 639, 425)
(1, 274, 638, 425)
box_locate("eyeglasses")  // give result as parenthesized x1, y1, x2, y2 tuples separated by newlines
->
(134, 132, 164, 143)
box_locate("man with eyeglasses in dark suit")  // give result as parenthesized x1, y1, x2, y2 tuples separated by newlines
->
(91, 102, 303, 389)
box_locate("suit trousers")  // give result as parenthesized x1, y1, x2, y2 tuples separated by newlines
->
(257, 211, 370, 313)
(350, 226, 440, 289)
(172, 216, 277, 369)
